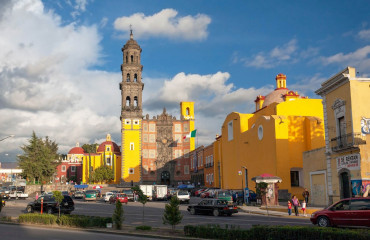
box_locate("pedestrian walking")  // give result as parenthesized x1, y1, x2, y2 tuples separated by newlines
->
(302, 188, 310, 205)
(291, 195, 300, 216)
(287, 200, 292, 216)
(302, 199, 307, 216)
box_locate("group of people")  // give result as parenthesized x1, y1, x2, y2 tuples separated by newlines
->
(287, 188, 310, 216)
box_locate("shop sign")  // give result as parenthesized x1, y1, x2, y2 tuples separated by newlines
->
(337, 154, 360, 171)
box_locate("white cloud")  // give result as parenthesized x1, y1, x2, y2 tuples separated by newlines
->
(143, 72, 272, 145)
(100, 17, 108, 28)
(71, 0, 89, 18)
(358, 29, 370, 40)
(320, 45, 370, 70)
(244, 39, 298, 68)
(288, 74, 326, 97)
(0, 0, 121, 156)
(114, 9, 211, 41)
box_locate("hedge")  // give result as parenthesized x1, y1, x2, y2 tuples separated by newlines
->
(19, 214, 112, 228)
(184, 225, 370, 240)
(19, 213, 57, 225)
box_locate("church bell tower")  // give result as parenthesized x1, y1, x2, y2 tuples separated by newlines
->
(119, 30, 144, 184)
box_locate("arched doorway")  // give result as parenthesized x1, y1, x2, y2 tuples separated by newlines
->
(161, 171, 170, 185)
(340, 171, 351, 199)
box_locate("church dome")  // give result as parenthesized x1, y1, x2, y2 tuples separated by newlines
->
(122, 31, 141, 51)
(262, 88, 289, 108)
(68, 147, 85, 155)
(97, 141, 121, 153)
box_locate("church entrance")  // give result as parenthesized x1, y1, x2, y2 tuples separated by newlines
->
(161, 171, 170, 185)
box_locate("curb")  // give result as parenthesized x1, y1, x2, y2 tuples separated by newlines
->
(238, 207, 311, 219)
(0, 220, 198, 240)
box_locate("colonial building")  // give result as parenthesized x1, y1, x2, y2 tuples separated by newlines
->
(81, 134, 122, 184)
(55, 143, 83, 184)
(190, 146, 205, 187)
(119, 31, 195, 186)
(204, 143, 216, 188)
(219, 73, 325, 199)
(308, 67, 370, 205)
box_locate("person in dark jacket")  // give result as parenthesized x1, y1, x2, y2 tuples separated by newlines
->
(302, 188, 310, 205)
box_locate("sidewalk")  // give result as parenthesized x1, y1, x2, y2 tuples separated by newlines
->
(238, 204, 323, 218)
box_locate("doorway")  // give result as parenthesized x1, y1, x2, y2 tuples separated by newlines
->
(340, 172, 350, 199)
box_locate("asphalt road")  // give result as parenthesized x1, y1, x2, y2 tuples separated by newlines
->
(0, 224, 158, 240)
(0, 197, 312, 229)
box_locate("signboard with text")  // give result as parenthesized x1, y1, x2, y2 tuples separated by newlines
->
(337, 154, 361, 172)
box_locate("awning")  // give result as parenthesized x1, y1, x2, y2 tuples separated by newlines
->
(74, 184, 89, 189)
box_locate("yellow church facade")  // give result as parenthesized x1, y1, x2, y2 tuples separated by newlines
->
(82, 134, 122, 184)
(218, 74, 325, 198)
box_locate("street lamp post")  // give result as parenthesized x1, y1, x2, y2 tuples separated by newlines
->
(0, 135, 14, 142)
(241, 166, 247, 204)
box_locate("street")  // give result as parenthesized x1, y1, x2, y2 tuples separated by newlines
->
(0, 224, 158, 240)
(0, 197, 311, 229)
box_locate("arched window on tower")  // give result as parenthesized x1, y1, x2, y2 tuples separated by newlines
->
(126, 96, 131, 106)
(134, 74, 138, 82)
(186, 107, 190, 115)
(136, 56, 139, 63)
(126, 73, 130, 82)
(131, 55, 133, 63)
(126, 55, 128, 63)
(134, 96, 138, 107)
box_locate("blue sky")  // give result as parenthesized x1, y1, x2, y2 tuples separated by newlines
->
(1, 0, 370, 162)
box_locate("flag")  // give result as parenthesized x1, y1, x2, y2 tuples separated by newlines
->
(183, 129, 197, 139)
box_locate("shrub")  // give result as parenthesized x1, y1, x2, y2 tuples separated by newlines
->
(0, 216, 12, 222)
(113, 200, 124, 229)
(19, 213, 57, 225)
(58, 215, 112, 228)
(136, 225, 152, 231)
(184, 225, 370, 240)
(162, 196, 182, 230)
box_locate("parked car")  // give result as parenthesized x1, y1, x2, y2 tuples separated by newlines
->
(109, 193, 128, 204)
(26, 195, 75, 214)
(215, 190, 233, 203)
(73, 191, 84, 199)
(104, 192, 114, 202)
(194, 188, 206, 197)
(9, 191, 28, 199)
(84, 190, 97, 201)
(310, 197, 370, 227)
(187, 199, 238, 216)
(175, 190, 190, 204)
(122, 189, 134, 201)
(61, 191, 69, 196)
(200, 188, 217, 198)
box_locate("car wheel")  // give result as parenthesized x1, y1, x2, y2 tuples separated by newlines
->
(190, 208, 196, 215)
(47, 207, 53, 214)
(213, 209, 219, 217)
(26, 206, 33, 213)
(317, 216, 330, 227)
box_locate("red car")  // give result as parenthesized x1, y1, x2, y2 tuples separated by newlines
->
(109, 193, 128, 204)
(195, 188, 206, 197)
(310, 197, 370, 227)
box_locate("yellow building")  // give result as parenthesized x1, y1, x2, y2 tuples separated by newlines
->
(219, 73, 325, 199)
(313, 66, 370, 204)
(82, 134, 122, 184)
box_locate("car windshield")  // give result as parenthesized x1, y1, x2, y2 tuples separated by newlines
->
(178, 190, 188, 195)
(216, 200, 228, 205)
(123, 190, 133, 194)
(218, 191, 231, 196)
(85, 190, 95, 194)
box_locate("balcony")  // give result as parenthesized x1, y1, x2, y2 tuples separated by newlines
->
(330, 132, 366, 152)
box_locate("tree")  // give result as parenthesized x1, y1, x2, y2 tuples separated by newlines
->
(81, 143, 98, 153)
(52, 191, 64, 217)
(163, 196, 182, 230)
(18, 131, 60, 183)
(113, 199, 124, 229)
(132, 186, 148, 224)
(90, 166, 114, 183)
